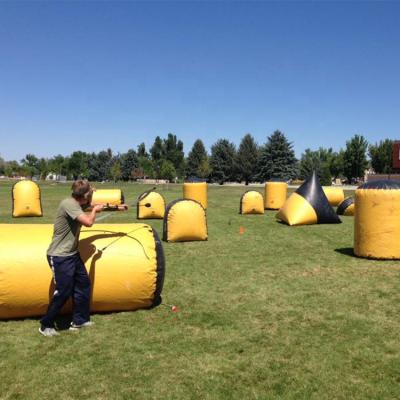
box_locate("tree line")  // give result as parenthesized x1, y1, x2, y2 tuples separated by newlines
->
(0, 131, 395, 185)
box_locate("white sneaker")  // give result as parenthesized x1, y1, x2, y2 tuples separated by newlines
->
(69, 321, 94, 331)
(39, 327, 59, 337)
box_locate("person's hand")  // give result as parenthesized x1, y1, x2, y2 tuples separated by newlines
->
(93, 204, 104, 213)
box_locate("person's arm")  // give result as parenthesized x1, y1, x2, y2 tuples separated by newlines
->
(77, 204, 103, 227)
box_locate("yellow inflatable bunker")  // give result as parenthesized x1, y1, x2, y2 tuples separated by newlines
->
(163, 199, 207, 242)
(92, 189, 124, 206)
(0, 224, 165, 319)
(337, 197, 355, 216)
(264, 181, 287, 210)
(354, 180, 400, 259)
(277, 172, 341, 226)
(240, 191, 264, 214)
(183, 182, 208, 210)
(137, 189, 165, 219)
(12, 180, 43, 217)
(322, 186, 345, 206)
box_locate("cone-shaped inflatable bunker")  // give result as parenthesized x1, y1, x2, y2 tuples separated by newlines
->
(163, 199, 207, 242)
(92, 189, 124, 206)
(276, 172, 341, 226)
(354, 180, 400, 259)
(0, 224, 165, 319)
(137, 189, 166, 219)
(12, 180, 43, 217)
(183, 182, 208, 210)
(337, 197, 355, 216)
(322, 186, 345, 206)
(240, 191, 264, 214)
(264, 181, 287, 210)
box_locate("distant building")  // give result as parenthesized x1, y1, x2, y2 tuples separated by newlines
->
(366, 141, 400, 182)
(46, 172, 67, 181)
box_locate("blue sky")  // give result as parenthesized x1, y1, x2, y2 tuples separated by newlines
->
(1, 1, 400, 161)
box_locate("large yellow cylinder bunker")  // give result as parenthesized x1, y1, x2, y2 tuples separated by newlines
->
(183, 182, 208, 210)
(354, 181, 400, 259)
(0, 224, 165, 319)
(264, 181, 287, 210)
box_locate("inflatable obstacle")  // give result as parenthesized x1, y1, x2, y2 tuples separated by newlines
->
(163, 199, 207, 242)
(0, 224, 165, 319)
(240, 191, 264, 214)
(183, 182, 208, 209)
(337, 197, 355, 216)
(91, 189, 125, 207)
(322, 186, 345, 206)
(354, 180, 400, 259)
(137, 189, 165, 219)
(264, 181, 287, 210)
(276, 172, 341, 226)
(12, 180, 43, 217)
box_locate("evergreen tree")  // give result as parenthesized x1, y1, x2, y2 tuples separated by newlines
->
(150, 136, 164, 178)
(369, 139, 393, 174)
(186, 139, 208, 178)
(0, 156, 5, 175)
(87, 149, 113, 181)
(257, 130, 297, 181)
(210, 139, 237, 184)
(163, 133, 185, 174)
(150, 136, 163, 162)
(343, 134, 368, 182)
(87, 153, 100, 181)
(236, 134, 259, 185)
(137, 143, 148, 158)
(120, 149, 138, 181)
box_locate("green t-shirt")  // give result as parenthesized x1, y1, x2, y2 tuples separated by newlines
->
(47, 197, 85, 257)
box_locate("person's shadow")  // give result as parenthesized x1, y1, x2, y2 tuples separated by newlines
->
(49, 232, 123, 330)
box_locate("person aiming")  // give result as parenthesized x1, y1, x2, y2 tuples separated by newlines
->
(39, 180, 103, 337)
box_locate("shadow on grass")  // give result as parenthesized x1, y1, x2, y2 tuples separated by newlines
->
(334, 248, 393, 262)
(335, 247, 355, 257)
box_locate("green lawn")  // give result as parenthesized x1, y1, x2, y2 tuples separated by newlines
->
(1, 180, 400, 399)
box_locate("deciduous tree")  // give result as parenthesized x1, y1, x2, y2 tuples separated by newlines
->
(343, 135, 368, 182)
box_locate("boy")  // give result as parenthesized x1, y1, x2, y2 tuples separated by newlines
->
(39, 180, 103, 337)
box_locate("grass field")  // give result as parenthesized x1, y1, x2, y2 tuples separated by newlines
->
(1, 180, 400, 399)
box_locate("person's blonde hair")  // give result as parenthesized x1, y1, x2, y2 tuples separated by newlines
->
(71, 180, 93, 201)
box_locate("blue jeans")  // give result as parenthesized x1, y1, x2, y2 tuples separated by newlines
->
(40, 253, 91, 328)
